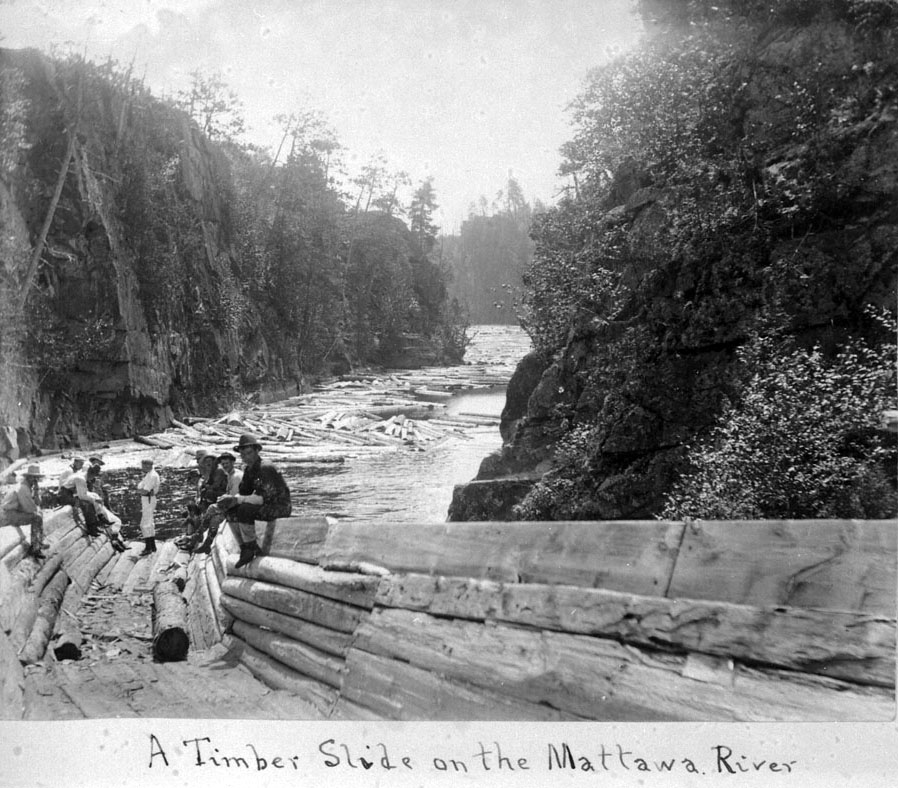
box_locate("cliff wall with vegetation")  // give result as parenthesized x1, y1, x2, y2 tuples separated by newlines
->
(451, 1, 898, 522)
(0, 49, 463, 463)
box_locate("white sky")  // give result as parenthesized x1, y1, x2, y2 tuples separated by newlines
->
(0, 0, 642, 231)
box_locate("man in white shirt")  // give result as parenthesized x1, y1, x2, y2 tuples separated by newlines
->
(219, 451, 243, 495)
(1, 464, 50, 558)
(60, 464, 103, 536)
(57, 455, 85, 489)
(136, 458, 161, 556)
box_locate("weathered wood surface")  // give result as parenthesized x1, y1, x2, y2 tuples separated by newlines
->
(351, 608, 894, 721)
(667, 519, 897, 614)
(319, 520, 685, 592)
(6, 553, 64, 646)
(104, 543, 142, 590)
(227, 553, 380, 608)
(374, 573, 896, 687)
(186, 558, 219, 650)
(0, 525, 29, 561)
(152, 580, 189, 661)
(221, 595, 354, 657)
(223, 634, 339, 717)
(203, 554, 229, 635)
(18, 569, 69, 664)
(339, 647, 585, 721)
(221, 516, 331, 564)
(230, 619, 345, 688)
(222, 576, 366, 633)
(0, 630, 25, 720)
(122, 547, 159, 594)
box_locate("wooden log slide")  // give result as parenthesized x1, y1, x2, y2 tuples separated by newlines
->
(152, 579, 189, 662)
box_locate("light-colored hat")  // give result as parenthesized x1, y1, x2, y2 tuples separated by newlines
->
(23, 464, 44, 478)
(194, 448, 207, 460)
(72, 455, 86, 464)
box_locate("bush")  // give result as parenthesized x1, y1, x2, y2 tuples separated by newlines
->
(660, 316, 897, 519)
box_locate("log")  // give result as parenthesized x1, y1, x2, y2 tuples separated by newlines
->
(374, 573, 896, 687)
(339, 647, 583, 721)
(667, 519, 897, 615)
(203, 553, 232, 634)
(222, 577, 365, 633)
(152, 579, 189, 662)
(18, 569, 69, 664)
(104, 544, 141, 590)
(227, 553, 380, 608)
(223, 634, 339, 717)
(230, 619, 345, 688)
(0, 525, 29, 561)
(52, 620, 83, 661)
(187, 557, 219, 649)
(319, 520, 684, 591)
(0, 630, 24, 720)
(221, 595, 353, 656)
(351, 607, 894, 722)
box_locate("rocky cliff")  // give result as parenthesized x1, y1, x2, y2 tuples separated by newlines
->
(0, 49, 297, 463)
(450, 6, 898, 521)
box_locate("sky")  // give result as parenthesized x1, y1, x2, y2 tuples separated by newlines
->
(0, 0, 643, 231)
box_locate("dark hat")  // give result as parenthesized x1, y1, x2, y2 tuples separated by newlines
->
(218, 451, 236, 461)
(88, 455, 105, 466)
(233, 433, 262, 452)
(23, 463, 44, 478)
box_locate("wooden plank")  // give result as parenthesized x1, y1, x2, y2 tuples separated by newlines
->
(22, 668, 85, 720)
(327, 697, 388, 721)
(55, 662, 137, 718)
(320, 520, 684, 593)
(222, 577, 365, 633)
(667, 519, 898, 615)
(340, 647, 585, 721)
(232, 516, 331, 564)
(223, 633, 339, 717)
(230, 619, 345, 688)
(221, 595, 354, 657)
(228, 554, 379, 608)
(375, 574, 895, 687)
(352, 608, 894, 721)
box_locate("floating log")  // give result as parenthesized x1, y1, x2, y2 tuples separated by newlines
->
(152, 579, 189, 662)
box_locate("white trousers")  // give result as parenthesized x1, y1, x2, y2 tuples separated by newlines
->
(139, 496, 156, 537)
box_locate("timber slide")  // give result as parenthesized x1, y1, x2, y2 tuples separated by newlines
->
(1, 508, 895, 721)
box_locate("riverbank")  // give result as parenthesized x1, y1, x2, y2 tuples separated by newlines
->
(8, 326, 532, 538)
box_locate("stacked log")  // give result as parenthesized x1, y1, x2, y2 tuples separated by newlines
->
(210, 516, 896, 721)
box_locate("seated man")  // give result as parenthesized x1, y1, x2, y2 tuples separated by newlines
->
(191, 451, 242, 555)
(56, 455, 86, 525)
(59, 463, 103, 536)
(1, 463, 50, 559)
(177, 449, 228, 552)
(216, 433, 291, 568)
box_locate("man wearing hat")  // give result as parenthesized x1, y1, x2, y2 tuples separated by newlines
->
(58, 455, 85, 489)
(86, 455, 111, 508)
(136, 457, 161, 556)
(189, 450, 245, 555)
(216, 433, 291, 568)
(1, 463, 50, 559)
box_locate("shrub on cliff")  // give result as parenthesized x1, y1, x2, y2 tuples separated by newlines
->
(661, 315, 897, 519)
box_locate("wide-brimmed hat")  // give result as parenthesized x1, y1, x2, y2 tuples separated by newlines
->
(23, 464, 44, 478)
(194, 448, 207, 461)
(233, 433, 262, 452)
(71, 455, 86, 464)
(88, 455, 104, 466)
(218, 451, 236, 461)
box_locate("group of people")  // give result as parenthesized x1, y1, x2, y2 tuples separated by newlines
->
(0, 432, 291, 569)
(169, 434, 292, 568)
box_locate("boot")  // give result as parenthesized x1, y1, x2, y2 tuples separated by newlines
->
(28, 545, 46, 560)
(194, 527, 218, 555)
(139, 537, 157, 557)
(234, 540, 258, 569)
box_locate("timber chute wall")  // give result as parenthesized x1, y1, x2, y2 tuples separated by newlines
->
(186, 516, 896, 721)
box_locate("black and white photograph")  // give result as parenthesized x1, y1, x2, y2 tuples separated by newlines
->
(0, 1, 896, 785)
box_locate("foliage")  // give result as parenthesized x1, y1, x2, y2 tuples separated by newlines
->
(175, 70, 246, 142)
(661, 317, 897, 519)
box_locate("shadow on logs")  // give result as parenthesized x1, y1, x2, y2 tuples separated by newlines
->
(152, 580, 189, 662)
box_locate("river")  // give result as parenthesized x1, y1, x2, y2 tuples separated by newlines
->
(284, 323, 530, 523)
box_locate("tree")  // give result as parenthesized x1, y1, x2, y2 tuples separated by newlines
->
(176, 70, 246, 141)
(408, 178, 438, 253)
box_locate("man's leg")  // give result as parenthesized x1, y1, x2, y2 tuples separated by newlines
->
(194, 505, 225, 554)
(233, 503, 262, 568)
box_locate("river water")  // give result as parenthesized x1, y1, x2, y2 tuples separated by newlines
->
(285, 324, 530, 523)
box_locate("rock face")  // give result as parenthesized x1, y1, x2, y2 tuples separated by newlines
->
(0, 49, 296, 463)
(451, 14, 898, 521)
